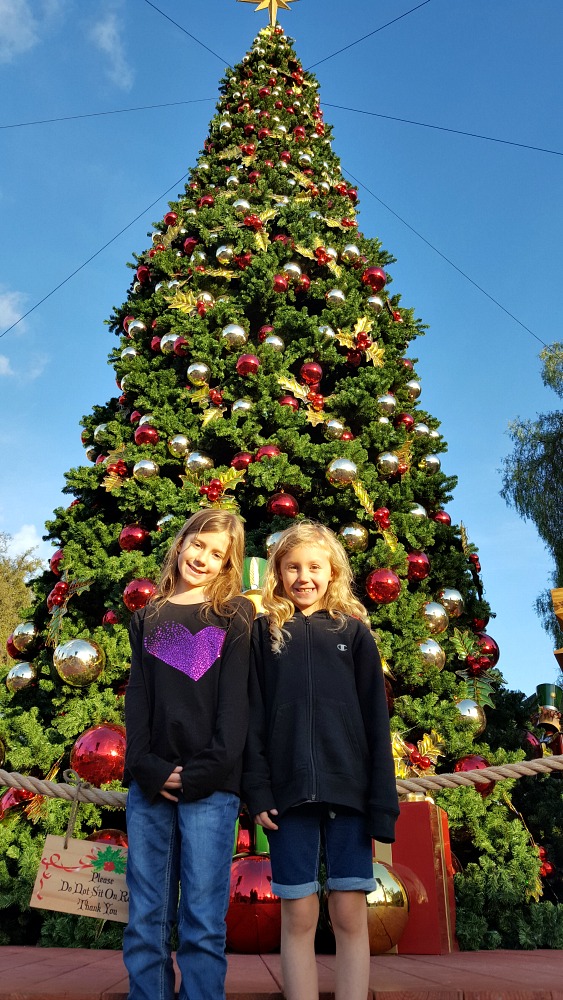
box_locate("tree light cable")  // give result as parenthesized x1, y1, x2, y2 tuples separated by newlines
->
(306, 0, 435, 69)
(142, 0, 231, 67)
(0, 99, 215, 131)
(0, 173, 189, 340)
(324, 103, 563, 157)
(344, 167, 548, 348)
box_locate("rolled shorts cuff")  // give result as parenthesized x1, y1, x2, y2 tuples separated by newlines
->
(326, 876, 377, 893)
(271, 879, 320, 899)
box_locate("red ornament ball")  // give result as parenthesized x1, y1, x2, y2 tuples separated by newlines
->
(130, 410, 141, 424)
(6, 633, 20, 660)
(70, 723, 127, 787)
(273, 274, 289, 293)
(431, 510, 451, 526)
(258, 325, 274, 342)
(453, 754, 494, 798)
(87, 829, 128, 848)
(279, 395, 299, 410)
(123, 578, 157, 611)
(226, 855, 281, 953)
(134, 425, 159, 446)
(365, 569, 401, 604)
(231, 452, 253, 470)
(293, 125, 306, 141)
(119, 524, 150, 551)
(198, 195, 214, 209)
(49, 548, 64, 576)
(407, 551, 430, 582)
(395, 413, 415, 431)
(361, 266, 386, 291)
(255, 445, 281, 462)
(163, 211, 178, 227)
(183, 237, 198, 256)
(476, 632, 500, 666)
(300, 361, 323, 385)
(472, 615, 489, 631)
(236, 354, 260, 376)
(0, 786, 35, 820)
(102, 610, 120, 626)
(136, 265, 151, 285)
(267, 492, 299, 518)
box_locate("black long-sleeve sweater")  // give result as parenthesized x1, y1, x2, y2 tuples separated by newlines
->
(243, 610, 399, 843)
(124, 597, 254, 803)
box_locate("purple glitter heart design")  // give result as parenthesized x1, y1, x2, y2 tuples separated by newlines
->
(144, 621, 226, 681)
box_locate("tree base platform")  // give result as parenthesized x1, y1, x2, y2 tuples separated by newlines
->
(1, 947, 562, 998)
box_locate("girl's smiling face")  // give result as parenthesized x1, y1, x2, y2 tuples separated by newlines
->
(173, 529, 231, 601)
(279, 543, 333, 616)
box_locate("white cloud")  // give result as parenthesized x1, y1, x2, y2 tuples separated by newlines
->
(0, 288, 27, 334)
(0, 0, 65, 64)
(6, 524, 51, 567)
(88, 6, 134, 91)
(0, 355, 14, 376)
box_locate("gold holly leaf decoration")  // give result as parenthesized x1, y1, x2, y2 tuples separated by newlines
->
(278, 374, 309, 401)
(294, 243, 316, 260)
(167, 288, 198, 314)
(305, 408, 327, 426)
(366, 342, 385, 367)
(201, 406, 225, 427)
(351, 479, 375, 518)
(218, 145, 243, 161)
(255, 230, 270, 252)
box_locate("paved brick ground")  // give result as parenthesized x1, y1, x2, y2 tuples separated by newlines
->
(1, 947, 562, 999)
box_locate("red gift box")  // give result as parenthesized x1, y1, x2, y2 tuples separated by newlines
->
(374, 797, 457, 954)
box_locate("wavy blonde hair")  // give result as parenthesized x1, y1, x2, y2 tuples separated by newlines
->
(151, 510, 245, 617)
(262, 520, 370, 652)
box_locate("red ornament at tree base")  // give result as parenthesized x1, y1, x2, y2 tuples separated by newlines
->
(453, 754, 494, 797)
(267, 493, 299, 518)
(366, 569, 401, 604)
(123, 578, 157, 611)
(226, 855, 281, 953)
(70, 723, 127, 786)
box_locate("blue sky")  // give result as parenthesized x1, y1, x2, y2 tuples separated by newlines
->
(0, 0, 561, 696)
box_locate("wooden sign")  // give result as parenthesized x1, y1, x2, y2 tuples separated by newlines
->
(30, 835, 129, 923)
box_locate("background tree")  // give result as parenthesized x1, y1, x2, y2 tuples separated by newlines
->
(0, 534, 41, 669)
(501, 342, 563, 651)
(1, 22, 559, 951)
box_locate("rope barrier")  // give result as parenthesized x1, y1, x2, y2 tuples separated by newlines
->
(1, 755, 562, 808)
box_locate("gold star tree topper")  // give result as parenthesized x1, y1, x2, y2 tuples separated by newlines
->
(237, 0, 298, 27)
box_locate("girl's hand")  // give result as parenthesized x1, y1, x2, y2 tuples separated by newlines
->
(255, 809, 279, 831)
(160, 766, 183, 802)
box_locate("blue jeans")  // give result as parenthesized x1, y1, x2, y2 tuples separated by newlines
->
(124, 782, 239, 1000)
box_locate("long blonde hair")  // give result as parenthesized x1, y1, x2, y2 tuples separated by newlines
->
(262, 521, 370, 652)
(151, 510, 245, 617)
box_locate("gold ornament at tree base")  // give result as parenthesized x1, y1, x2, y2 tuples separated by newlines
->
(339, 522, 369, 552)
(421, 601, 449, 635)
(11, 621, 40, 654)
(436, 588, 464, 618)
(455, 698, 486, 736)
(366, 862, 410, 954)
(6, 661, 37, 692)
(53, 639, 106, 687)
(326, 457, 358, 487)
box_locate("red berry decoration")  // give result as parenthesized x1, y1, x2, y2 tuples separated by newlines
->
(134, 425, 159, 446)
(107, 459, 128, 477)
(123, 578, 157, 611)
(300, 362, 323, 385)
(361, 266, 386, 291)
(70, 723, 127, 786)
(255, 445, 281, 462)
(280, 150, 291, 163)
(273, 274, 289, 293)
(208, 388, 224, 405)
(407, 551, 430, 582)
(234, 251, 253, 270)
(49, 549, 64, 576)
(297, 274, 311, 292)
(119, 524, 150, 551)
(475, 632, 500, 667)
(102, 610, 120, 626)
(347, 349, 363, 367)
(248, 171, 261, 183)
(453, 754, 494, 798)
(136, 265, 151, 285)
(267, 492, 299, 517)
(244, 214, 263, 231)
(236, 354, 260, 376)
(341, 430, 355, 441)
(231, 452, 253, 470)
(365, 569, 401, 604)
(373, 508, 391, 530)
(279, 395, 299, 410)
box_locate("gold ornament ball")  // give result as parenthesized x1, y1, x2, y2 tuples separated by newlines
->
(265, 531, 284, 554)
(53, 639, 106, 687)
(187, 362, 211, 385)
(133, 460, 160, 481)
(12, 621, 40, 653)
(341, 244, 360, 263)
(198, 291, 215, 307)
(263, 334, 285, 352)
(422, 601, 449, 634)
(233, 198, 251, 216)
(6, 661, 37, 692)
(406, 379, 421, 401)
(377, 452, 399, 477)
(222, 324, 248, 349)
(418, 638, 446, 671)
(185, 451, 214, 474)
(338, 523, 369, 552)
(456, 698, 486, 736)
(168, 434, 190, 458)
(216, 244, 234, 265)
(220, 120, 233, 134)
(419, 454, 441, 475)
(366, 862, 410, 954)
(437, 587, 464, 618)
(326, 457, 358, 487)
(324, 418, 345, 440)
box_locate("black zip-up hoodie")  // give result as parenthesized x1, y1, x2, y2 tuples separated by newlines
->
(243, 610, 399, 843)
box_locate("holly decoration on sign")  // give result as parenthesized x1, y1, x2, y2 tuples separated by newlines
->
(90, 845, 127, 875)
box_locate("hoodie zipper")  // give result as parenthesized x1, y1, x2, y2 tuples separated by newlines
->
(305, 616, 317, 801)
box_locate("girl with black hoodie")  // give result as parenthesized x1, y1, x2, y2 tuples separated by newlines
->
(244, 521, 399, 1000)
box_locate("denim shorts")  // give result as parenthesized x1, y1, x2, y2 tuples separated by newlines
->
(267, 803, 376, 899)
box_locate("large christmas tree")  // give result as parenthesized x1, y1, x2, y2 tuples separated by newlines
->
(2, 6, 560, 951)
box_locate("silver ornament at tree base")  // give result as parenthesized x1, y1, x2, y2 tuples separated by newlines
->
(168, 435, 190, 458)
(12, 621, 40, 653)
(265, 531, 284, 554)
(53, 639, 106, 687)
(418, 639, 446, 671)
(185, 451, 214, 474)
(326, 457, 358, 487)
(422, 601, 449, 634)
(132, 460, 160, 481)
(6, 661, 37, 692)
(263, 335, 285, 352)
(437, 588, 464, 619)
(455, 698, 486, 736)
(339, 523, 369, 552)
(221, 324, 248, 349)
